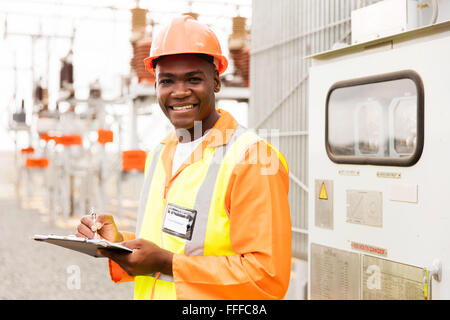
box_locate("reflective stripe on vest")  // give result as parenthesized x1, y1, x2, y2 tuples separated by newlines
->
(136, 143, 174, 284)
(134, 126, 263, 299)
(185, 125, 248, 256)
(136, 143, 164, 236)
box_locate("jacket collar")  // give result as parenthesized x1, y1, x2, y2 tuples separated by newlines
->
(159, 109, 240, 193)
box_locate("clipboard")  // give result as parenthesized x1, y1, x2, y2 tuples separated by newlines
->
(33, 234, 133, 258)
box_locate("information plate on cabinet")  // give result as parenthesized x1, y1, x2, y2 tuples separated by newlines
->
(362, 255, 425, 300)
(310, 243, 360, 300)
(346, 190, 383, 227)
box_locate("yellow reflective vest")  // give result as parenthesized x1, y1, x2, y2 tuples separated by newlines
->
(134, 125, 267, 299)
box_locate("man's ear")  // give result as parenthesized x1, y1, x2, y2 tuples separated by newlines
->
(213, 69, 221, 93)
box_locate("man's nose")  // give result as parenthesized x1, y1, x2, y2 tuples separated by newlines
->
(172, 82, 191, 98)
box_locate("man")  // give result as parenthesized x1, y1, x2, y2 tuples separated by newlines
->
(76, 15, 291, 300)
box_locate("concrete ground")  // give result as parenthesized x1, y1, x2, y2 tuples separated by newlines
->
(0, 151, 135, 300)
(0, 198, 135, 300)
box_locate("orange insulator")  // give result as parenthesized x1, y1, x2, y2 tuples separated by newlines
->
(41, 133, 58, 142)
(132, 38, 155, 84)
(122, 150, 146, 171)
(56, 134, 82, 146)
(40, 133, 50, 141)
(21, 147, 35, 154)
(229, 47, 250, 87)
(25, 157, 49, 169)
(98, 129, 114, 145)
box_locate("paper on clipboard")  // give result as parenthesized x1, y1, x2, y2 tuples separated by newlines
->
(33, 234, 133, 258)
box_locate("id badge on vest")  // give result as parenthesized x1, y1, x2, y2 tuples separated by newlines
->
(162, 203, 197, 240)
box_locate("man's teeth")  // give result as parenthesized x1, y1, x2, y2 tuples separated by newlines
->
(172, 105, 194, 110)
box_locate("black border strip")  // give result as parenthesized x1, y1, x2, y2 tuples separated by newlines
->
(325, 70, 424, 167)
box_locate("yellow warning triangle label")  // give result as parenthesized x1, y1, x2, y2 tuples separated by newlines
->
(319, 183, 328, 200)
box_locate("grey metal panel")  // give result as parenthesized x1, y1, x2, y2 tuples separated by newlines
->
(250, 0, 383, 260)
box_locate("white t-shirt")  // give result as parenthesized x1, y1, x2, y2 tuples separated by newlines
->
(172, 135, 206, 176)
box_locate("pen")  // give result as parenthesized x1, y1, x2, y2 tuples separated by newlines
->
(90, 207, 97, 239)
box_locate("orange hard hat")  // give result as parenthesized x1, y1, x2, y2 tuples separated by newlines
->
(143, 15, 228, 75)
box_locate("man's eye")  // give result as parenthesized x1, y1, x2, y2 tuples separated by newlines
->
(189, 77, 202, 83)
(159, 79, 172, 84)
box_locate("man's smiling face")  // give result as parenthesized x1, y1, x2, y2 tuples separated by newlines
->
(155, 54, 221, 136)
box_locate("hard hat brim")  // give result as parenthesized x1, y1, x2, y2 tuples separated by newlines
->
(144, 52, 228, 75)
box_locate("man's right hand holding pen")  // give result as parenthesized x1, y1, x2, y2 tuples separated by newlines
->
(76, 214, 124, 243)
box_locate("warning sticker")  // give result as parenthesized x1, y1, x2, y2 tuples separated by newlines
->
(319, 183, 328, 200)
(351, 241, 387, 257)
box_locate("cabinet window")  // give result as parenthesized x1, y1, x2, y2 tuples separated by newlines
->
(326, 71, 423, 166)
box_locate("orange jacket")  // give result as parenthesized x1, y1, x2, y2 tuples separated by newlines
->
(109, 109, 292, 299)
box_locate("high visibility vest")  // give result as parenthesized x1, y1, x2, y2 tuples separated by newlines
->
(133, 125, 286, 300)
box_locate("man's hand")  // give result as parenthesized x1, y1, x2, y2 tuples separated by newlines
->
(76, 214, 124, 243)
(98, 239, 174, 276)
